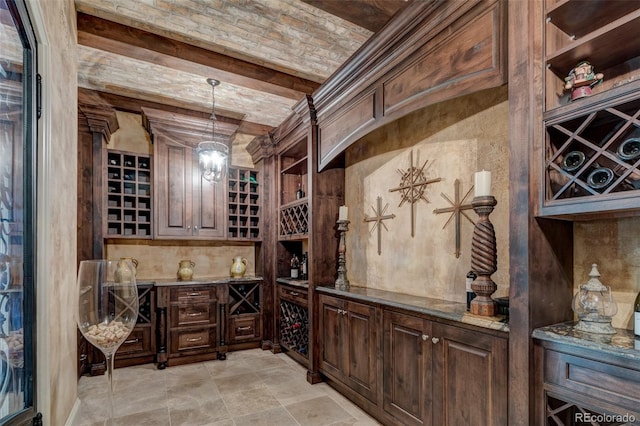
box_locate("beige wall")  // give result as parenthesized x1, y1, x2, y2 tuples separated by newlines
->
(106, 111, 257, 278)
(575, 218, 640, 330)
(344, 86, 510, 303)
(31, 0, 79, 424)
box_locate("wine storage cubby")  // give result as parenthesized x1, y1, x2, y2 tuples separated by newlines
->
(279, 299, 309, 359)
(227, 167, 260, 240)
(105, 150, 152, 238)
(543, 87, 640, 215)
(279, 200, 309, 238)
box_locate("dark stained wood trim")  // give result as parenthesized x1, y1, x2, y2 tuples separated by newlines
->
(77, 13, 320, 100)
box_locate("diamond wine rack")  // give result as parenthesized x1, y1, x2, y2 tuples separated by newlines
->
(545, 90, 640, 208)
(279, 200, 309, 239)
(279, 299, 309, 358)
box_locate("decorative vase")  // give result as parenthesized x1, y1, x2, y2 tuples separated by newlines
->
(230, 256, 247, 278)
(115, 257, 138, 283)
(177, 260, 195, 281)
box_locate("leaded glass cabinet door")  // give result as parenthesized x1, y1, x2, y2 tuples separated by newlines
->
(0, 0, 39, 423)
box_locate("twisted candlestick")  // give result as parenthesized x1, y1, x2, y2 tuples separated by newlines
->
(335, 220, 350, 290)
(470, 196, 497, 316)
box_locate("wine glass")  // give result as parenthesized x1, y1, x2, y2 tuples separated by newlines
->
(76, 259, 138, 425)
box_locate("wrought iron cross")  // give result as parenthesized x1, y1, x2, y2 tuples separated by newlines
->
(364, 196, 395, 255)
(433, 179, 475, 258)
(389, 150, 441, 237)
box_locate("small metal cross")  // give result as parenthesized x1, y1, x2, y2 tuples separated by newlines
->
(389, 150, 441, 237)
(364, 196, 395, 255)
(433, 179, 475, 258)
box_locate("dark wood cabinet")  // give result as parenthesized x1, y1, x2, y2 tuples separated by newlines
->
(156, 284, 224, 368)
(383, 310, 432, 426)
(153, 135, 225, 239)
(382, 310, 507, 426)
(431, 322, 508, 426)
(227, 167, 261, 240)
(318, 294, 378, 403)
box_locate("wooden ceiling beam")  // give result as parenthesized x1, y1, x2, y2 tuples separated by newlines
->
(78, 87, 274, 136)
(77, 12, 320, 101)
(301, 0, 410, 32)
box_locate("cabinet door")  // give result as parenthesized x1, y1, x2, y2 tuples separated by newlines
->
(343, 300, 378, 403)
(319, 295, 343, 379)
(383, 310, 432, 426)
(192, 167, 225, 238)
(431, 323, 507, 426)
(154, 136, 194, 237)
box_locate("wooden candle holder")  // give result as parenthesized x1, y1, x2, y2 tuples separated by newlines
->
(335, 220, 350, 290)
(470, 195, 498, 316)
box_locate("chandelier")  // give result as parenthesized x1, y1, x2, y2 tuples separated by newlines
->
(197, 78, 228, 182)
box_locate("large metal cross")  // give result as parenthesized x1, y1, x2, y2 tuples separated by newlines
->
(364, 196, 396, 255)
(389, 150, 441, 237)
(433, 179, 475, 258)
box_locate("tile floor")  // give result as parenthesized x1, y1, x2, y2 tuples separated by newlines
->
(73, 349, 383, 426)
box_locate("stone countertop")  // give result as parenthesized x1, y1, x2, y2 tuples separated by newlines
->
(276, 278, 309, 289)
(150, 276, 263, 286)
(533, 321, 640, 361)
(316, 285, 509, 333)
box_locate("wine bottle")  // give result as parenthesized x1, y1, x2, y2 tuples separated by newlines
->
(301, 252, 308, 280)
(296, 181, 304, 199)
(466, 270, 477, 311)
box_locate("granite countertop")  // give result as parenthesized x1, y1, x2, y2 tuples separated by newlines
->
(150, 276, 263, 286)
(533, 321, 640, 361)
(276, 278, 309, 289)
(316, 285, 509, 333)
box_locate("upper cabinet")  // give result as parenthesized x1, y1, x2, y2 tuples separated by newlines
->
(142, 107, 241, 240)
(227, 166, 261, 241)
(541, 1, 640, 217)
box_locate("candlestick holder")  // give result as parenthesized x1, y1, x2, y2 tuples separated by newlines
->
(335, 219, 350, 290)
(470, 195, 498, 316)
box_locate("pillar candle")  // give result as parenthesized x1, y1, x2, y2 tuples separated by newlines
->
(339, 205, 348, 221)
(474, 170, 491, 197)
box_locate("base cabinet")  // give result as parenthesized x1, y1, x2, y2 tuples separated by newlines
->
(318, 294, 378, 403)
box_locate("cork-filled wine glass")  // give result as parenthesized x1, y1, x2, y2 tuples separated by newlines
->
(76, 259, 138, 425)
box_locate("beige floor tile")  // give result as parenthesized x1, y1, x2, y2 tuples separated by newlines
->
(285, 395, 355, 426)
(233, 406, 300, 426)
(221, 386, 282, 417)
(169, 397, 231, 426)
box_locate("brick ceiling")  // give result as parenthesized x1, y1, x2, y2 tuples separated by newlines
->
(75, 0, 411, 134)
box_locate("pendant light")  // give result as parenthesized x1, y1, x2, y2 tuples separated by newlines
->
(197, 78, 228, 182)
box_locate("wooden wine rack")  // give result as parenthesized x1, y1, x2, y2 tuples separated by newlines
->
(105, 150, 152, 238)
(544, 88, 640, 211)
(279, 199, 309, 239)
(279, 299, 309, 359)
(227, 167, 260, 240)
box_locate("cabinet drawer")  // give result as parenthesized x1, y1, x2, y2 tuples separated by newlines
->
(116, 326, 151, 356)
(170, 328, 217, 353)
(544, 349, 640, 415)
(229, 315, 260, 342)
(170, 286, 216, 303)
(170, 301, 216, 327)
(279, 285, 307, 305)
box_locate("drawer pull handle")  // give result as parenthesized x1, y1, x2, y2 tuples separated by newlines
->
(422, 334, 429, 341)
(187, 312, 204, 317)
(432, 337, 440, 344)
(237, 326, 252, 331)
(290, 291, 299, 296)
(187, 292, 201, 296)
(124, 338, 139, 344)
(186, 337, 203, 342)
(337, 309, 343, 314)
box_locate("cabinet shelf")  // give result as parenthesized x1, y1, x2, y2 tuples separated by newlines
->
(545, 10, 640, 80)
(280, 156, 308, 176)
(546, 0, 639, 39)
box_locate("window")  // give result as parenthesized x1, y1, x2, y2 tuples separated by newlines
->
(0, 0, 39, 423)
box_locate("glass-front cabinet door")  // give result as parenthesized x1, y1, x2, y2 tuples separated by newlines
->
(0, 0, 39, 423)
